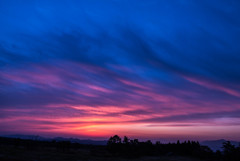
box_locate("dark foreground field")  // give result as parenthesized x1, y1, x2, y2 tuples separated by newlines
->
(0, 146, 208, 161)
(0, 136, 239, 161)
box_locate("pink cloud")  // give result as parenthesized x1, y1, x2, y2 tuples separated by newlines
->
(184, 76, 240, 98)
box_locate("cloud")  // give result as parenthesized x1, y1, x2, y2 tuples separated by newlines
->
(0, 0, 240, 139)
(134, 110, 240, 123)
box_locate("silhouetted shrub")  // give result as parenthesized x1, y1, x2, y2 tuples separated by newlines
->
(222, 141, 240, 161)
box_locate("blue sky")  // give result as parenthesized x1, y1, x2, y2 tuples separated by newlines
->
(0, 0, 240, 140)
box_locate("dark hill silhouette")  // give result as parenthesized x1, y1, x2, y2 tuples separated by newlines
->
(2, 134, 107, 145)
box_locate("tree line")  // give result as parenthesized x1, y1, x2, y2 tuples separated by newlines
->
(107, 135, 240, 161)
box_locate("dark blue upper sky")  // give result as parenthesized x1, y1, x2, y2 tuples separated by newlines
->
(0, 0, 240, 140)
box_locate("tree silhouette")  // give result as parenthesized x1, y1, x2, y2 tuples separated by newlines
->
(133, 139, 139, 145)
(106, 135, 217, 159)
(123, 136, 129, 144)
(222, 141, 235, 154)
(107, 135, 121, 145)
(222, 141, 240, 161)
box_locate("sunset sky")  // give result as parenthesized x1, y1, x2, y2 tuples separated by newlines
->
(1, 0, 240, 141)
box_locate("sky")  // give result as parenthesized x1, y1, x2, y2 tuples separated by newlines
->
(0, 0, 240, 141)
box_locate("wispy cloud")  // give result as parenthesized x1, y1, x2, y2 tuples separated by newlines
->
(0, 0, 240, 140)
